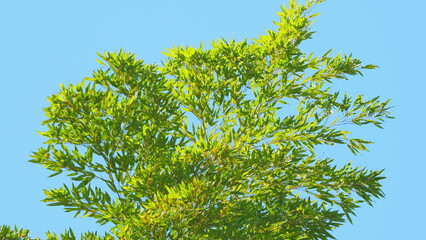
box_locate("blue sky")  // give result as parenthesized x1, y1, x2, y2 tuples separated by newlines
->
(0, 0, 424, 239)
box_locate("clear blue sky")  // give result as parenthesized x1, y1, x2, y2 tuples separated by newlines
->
(0, 0, 423, 239)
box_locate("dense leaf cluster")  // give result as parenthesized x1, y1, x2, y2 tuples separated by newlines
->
(2, 0, 392, 239)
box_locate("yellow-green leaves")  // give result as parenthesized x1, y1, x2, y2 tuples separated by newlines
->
(20, 0, 394, 239)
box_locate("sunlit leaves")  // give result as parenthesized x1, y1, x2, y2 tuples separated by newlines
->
(7, 0, 394, 239)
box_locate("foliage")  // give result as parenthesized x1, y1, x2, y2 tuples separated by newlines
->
(0, 225, 114, 240)
(4, 0, 392, 239)
(0, 225, 32, 240)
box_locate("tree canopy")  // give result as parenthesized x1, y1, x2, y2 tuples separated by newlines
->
(2, 0, 393, 239)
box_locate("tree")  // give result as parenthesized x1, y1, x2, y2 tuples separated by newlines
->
(2, 0, 393, 239)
